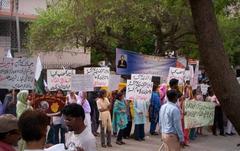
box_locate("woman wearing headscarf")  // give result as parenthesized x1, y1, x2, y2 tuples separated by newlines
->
(159, 83, 167, 105)
(66, 91, 78, 104)
(16, 90, 31, 151)
(77, 91, 91, 132)
(16, 90, 30, 118)
(112, 92, 128, 145)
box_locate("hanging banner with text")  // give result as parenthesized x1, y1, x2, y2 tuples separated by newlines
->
(109, 75, 121, 91)
(70, 74, 94, 92)
(116, 48, 176, 77)
(0, 58, 36, 89)
(167, 67, 185, 85)
(84, 67, 110, 87)
(126, 80, 153, 100)
(184, 101, 215, 129)
(47, 70, 75, 91)
(131, 74, 152, 82)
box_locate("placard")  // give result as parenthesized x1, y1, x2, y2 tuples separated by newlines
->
(184, 101, 215, 129)
(126, 80, 153, 100)
(47, 70, 75, 91)
(200, 84, 209, 95)
(0, 58, 35, 89)
(131, 74, 152, 81)
(109, 75, 121, 91)
(70, 75, 94, 92)
(167, 67, 185, 85)
(84, 67, 110, 87)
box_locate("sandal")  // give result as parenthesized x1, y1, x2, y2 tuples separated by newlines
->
(121, 141, 126, 144)
(116, 141, 122, 145)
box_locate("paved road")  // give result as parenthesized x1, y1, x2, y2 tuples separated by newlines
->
(97, 131, 240, 151)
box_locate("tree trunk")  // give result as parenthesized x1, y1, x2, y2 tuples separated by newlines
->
(189, 0, 240, 134)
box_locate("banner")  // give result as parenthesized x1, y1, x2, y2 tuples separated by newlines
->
(70, 75, 94, 92)
(131, 74, 152, 81)
(126, 80, 153, 100)
(109, 75, 121, 91)
(0, 58, 36, 89)
(84, 67, 110, 87)
(184, 101, 215, 129)
(47, 70, 75, 91)
(29, 94, 66, 114)
(116, 48, 176, 77)
(167, 67, 185, 85)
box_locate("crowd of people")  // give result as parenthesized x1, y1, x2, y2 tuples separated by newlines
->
(0, 78, 237, 151)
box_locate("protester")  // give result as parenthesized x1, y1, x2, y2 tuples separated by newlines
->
(159, 83, 167, 104)
(3, 89, 18, 116)
(226, 120, 236, 136)
(77, 91, 91, 132)
(160, 89, 184, 151)
(18, 110, 50, 151)
(112, 92, 128, 145)
(149, 84, 161, 135)
(189, 90, 197, 140)
(16, 90, 31, 118)
(66, 91, 78, 104)
(87, 89, 100, 136)
(63, 104, 96, 151)
(0, 114, 20, 151)
(123, 99, 133, 139)
(169, 79, 189, 146)
(183, 80, 193, 100)
(51, 89, 66, 144)
(169, 79, 183, 98)
(134, 99, 147, 141)
(0, 101, 3, 115)
(206, 87, 225, 136)
(96, 89, 112, 148)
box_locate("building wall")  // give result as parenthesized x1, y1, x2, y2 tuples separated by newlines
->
(18, 0, 47, 16)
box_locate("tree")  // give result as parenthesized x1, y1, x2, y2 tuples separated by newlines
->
(189, 0, 240, 133)
(27, 0, 195, 63)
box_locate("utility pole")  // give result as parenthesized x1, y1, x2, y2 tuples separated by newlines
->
(15, 0, 20, 52)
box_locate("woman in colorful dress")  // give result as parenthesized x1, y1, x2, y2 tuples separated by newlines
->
(112, 92, 128, 145)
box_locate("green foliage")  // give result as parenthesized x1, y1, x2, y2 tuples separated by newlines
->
(218, 15, 240, 65)
(27, 0, 240, 65)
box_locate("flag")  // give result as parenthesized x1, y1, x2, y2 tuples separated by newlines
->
(35, 56, 42, 81)
(6, 49, 13, 58)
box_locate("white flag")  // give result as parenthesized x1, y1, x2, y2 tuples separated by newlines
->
(35, 56, 43, 81)
(6, 49, 12, 58)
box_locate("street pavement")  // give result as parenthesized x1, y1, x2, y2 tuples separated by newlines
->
(96, 129, 240, 151)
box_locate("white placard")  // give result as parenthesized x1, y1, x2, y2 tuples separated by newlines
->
(70, 74, 94, 92)
(47, 70, 75, 91)
(0, 58, 36, 89)
(167, 67, 185, 85)
(131, 74, 152, 81)
(84, 67, 110, 87)
(200, 84, 209, 95)
(109, 75, 121, 91)
(126, 80, 153, 100)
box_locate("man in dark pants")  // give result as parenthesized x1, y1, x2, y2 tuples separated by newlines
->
(88, 89, 100, 136)
(208, 87, 225, 136)
(212, 105, 224, 136)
